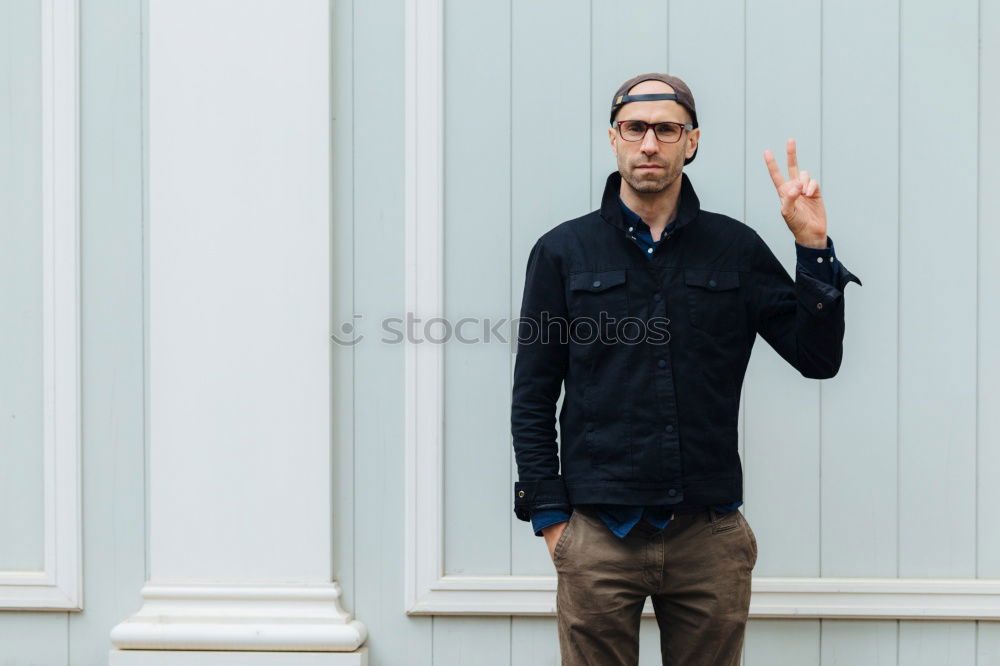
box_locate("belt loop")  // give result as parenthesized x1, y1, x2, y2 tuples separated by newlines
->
(707, 506, 717, 523)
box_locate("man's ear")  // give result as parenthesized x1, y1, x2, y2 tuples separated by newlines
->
(686, 128, 700, 159)
(608, 126, 617, 152)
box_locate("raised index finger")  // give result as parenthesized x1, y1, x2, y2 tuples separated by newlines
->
(786, 138, 799, 180)
(763, 149, 785, 189)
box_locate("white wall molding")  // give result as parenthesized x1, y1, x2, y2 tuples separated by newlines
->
(400, 0, 1000, 621)
(408, 575, 1000, 620)
(402, 0, 445, 621)
(0, 0, 83, 613)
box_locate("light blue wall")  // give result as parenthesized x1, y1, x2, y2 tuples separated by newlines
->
(0, 0, 45, 574)
(2, 0, 999, 665)
(0, 0, 146, 664)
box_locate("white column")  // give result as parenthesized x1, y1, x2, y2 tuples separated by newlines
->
(109, 1, 366, 663)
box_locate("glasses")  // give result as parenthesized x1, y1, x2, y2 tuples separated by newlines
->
(615, 120, 693, 144)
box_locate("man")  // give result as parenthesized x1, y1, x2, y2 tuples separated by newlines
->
(510, 73, 861, 665)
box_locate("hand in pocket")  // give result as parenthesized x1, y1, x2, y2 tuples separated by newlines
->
(542, 520, 569, 561)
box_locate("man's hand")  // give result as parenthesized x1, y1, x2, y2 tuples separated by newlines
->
(542, 520, 569, 561)
(764, 138, 828, 249)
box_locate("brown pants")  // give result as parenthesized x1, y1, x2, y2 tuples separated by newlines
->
(552, 504, 757, 665)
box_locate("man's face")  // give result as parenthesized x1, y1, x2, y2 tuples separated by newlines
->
(608, 81, 700, 194)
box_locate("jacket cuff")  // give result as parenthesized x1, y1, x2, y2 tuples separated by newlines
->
(795, 254, 862, 315)
(514, 477, 571, 522)
(795, 237, 836, 285)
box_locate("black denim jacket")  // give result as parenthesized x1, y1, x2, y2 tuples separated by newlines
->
(511, 170, 862, 522)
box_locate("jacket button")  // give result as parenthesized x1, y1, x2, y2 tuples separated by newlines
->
(665, 424, 674, 432)
(653, 293, 662, 301)
(517, 490, 525, 498)
(586, 423, 594, 431)
(592, 280, 602, 288)
(668, 489, 678, 497)
(657, 359, 667, 368)
(816, 302, 824, 309)
(708, 279, 717, 287)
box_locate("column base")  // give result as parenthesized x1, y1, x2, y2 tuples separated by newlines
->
(110, 582, 367, 652)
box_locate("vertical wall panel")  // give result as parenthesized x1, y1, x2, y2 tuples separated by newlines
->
(979, 622, 1000, 666)
(820, 620, 897, 665)
(745, 619, 819, 666)
(899, 622, 977, 665)
(0, 0, 45, 574)
(897, 0, 979, 578)
(977, 0, 1000, 659)
(744, 0, 824, 584)
(978, 0, 1000, 582)
(442, 0, 513, 578)
(433, 616, 511, 666)
(820, 0, 899, 579)
(67, 0, 149, 662)
(352, 0, 433, 662)
(668, 0, 746, 220)
(510, 617, 560, 665)
(508, 0, 591, 576)
(744, 0, 825, 658)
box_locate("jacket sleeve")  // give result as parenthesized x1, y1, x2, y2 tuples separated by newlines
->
(748, 232, 862, 379)
(511, 238, 573, 522)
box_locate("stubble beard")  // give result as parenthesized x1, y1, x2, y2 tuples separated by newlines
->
(619, 153, 684, 195)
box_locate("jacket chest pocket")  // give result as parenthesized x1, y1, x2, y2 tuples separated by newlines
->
(568, 270, 629, 325)
(684, 268, 740, 335)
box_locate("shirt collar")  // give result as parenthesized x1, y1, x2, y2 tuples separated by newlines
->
(617, 196, 678, 240)
(600, 169, 700, 238)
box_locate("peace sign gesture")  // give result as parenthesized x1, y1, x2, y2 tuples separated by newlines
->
(764, 138, 828, 248)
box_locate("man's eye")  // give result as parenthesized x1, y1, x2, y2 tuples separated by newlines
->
(623, 122, 646, 133)
(655, 124, 679, 135)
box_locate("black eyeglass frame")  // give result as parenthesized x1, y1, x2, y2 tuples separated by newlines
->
(614, 120, 694, 144)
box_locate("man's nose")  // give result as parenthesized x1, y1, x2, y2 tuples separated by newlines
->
(640, 128, 659, 153)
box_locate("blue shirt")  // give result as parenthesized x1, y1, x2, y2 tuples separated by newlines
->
(529, 195, 842, 539)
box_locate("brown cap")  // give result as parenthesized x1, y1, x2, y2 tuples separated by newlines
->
(610, 73, 699, 165)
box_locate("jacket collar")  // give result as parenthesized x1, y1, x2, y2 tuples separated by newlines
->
(599, 169, 701, 237)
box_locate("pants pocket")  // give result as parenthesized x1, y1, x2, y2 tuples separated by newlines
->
(739, 511, 758, 567)
(552, 510, 576, 562)
(709, 507, 741, 534)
